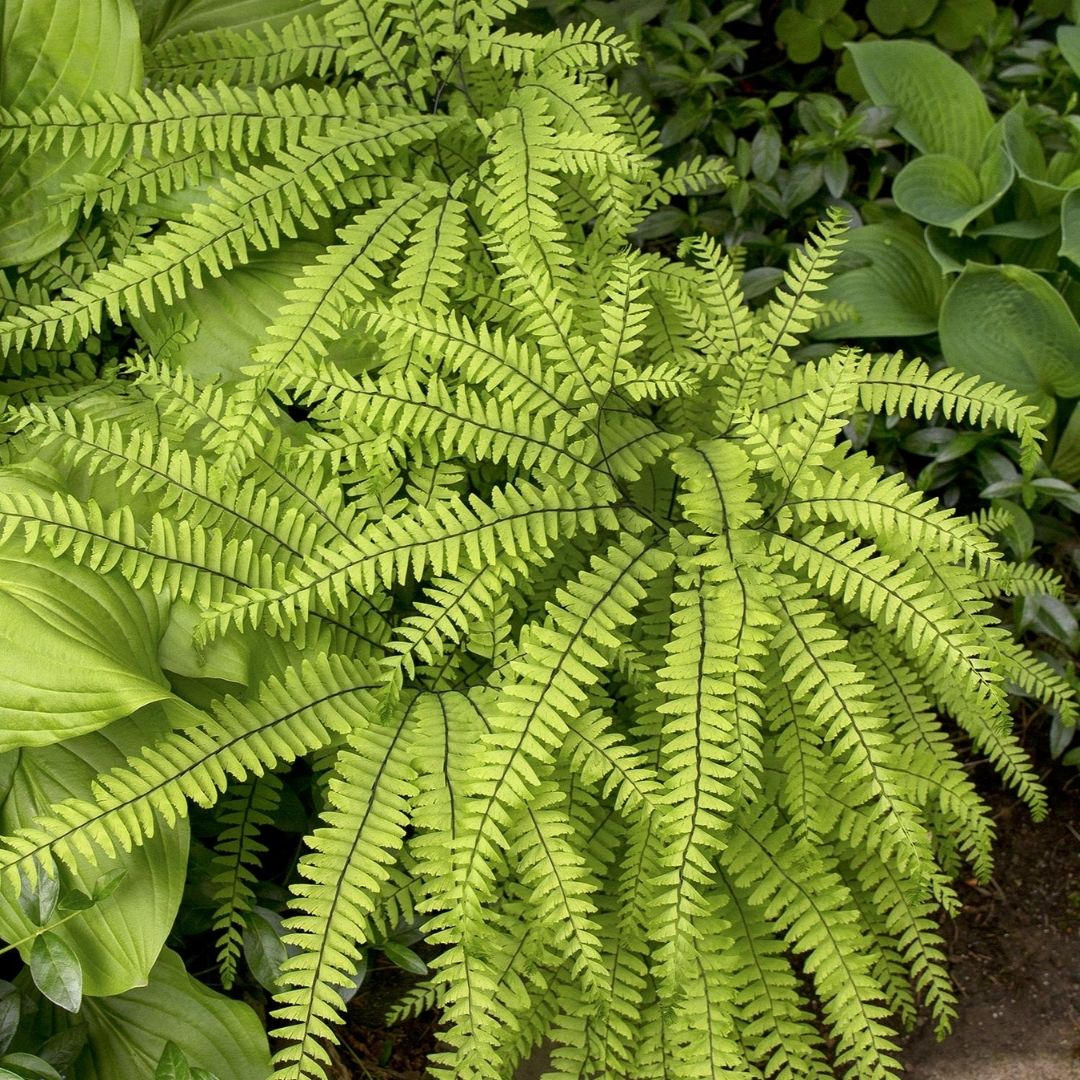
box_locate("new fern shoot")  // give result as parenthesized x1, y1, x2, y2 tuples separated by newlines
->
(0, 1, 1073, 1078)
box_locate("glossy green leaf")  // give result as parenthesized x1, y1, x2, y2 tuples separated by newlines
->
(0, 0, 142, 265)
(0, 548, 171, 752)
(154, 1042, 191, 1080)
(846, 40, 993, 167)
(940, 263, 1080, 399)
(17, 863, 59, 928)
(815, 221, 946, 338)
(242, 907, 288, 993)
(30, 935, 82, 1014)
(0, 713, 189, 997)
(380, 941, 428, 976)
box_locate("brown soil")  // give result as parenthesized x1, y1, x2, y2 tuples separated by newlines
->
(903, 769, 1080, 1080)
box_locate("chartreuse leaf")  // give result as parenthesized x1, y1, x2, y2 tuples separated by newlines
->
(0, 0, 143, 264)
(846, 40, 993, 168)
(0, 549, 172, 752)
(30, 949, 269, 1080)
(815, 221, 945, 338)
(940, 263, 1080, 399)
(138, 0, 324, 43)
(0, 711, 189, 997)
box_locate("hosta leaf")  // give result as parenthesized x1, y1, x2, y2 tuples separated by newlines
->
(0, 549, 171, 752)
(815, 221, 945, 338)
(846, 40, 993, 167)
(138, 0, 324, 43)
(132, 239, 336, 386)
(0, 0, 143, 264)
(29, 950, 270, 1080)
(0, 711, 189, 997)
(940, 263, 1080, 399)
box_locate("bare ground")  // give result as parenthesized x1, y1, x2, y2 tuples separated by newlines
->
(902, 773, 1080, 1080)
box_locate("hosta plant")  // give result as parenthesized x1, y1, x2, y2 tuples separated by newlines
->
(0, 1, 1075, 1078)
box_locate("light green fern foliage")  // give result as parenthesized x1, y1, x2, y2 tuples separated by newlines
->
(0, 1, 1073, 1079)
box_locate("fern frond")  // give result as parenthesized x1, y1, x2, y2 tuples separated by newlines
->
(210, 771, 284, 990)
(0, 656, 381, 890)
(147, 15, 345, 86)
(271, 700, 418, 1080)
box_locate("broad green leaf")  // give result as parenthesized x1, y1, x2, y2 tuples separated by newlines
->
(940, 263, 1080, 399)
(48, 950, 270, 1080)
(29, 935, 82, 1014)
(814, 221, 945, 338)
(137, 0, 323, 43)
(846, 40, 993, 167)
(893, 155, 987, 232)
(1059, 188, 1080, 268)
(0, 549, 171, 751)
(0, 0, 142, 265)
(0, 712, 189, 997)
(1057, 25, 1080, 81)
(1051, 403, 1080, 483)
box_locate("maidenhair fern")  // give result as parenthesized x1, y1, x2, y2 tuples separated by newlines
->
(0, 1, 1073, 1079)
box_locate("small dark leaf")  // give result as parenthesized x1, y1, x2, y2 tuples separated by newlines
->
(243, 908, 288, 994)
(38, 1024, 88, 1070)
(0, 988, 20, 1057)
(155, 1041, 192, 1080)
(90, 867, 127, 902)
(30, 933, 82, 1014)
(57, 890, 95, 914)
(0, 1053, 63, 1079)
(380, 941, 428, 976)
(17, 864, 59, 928)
